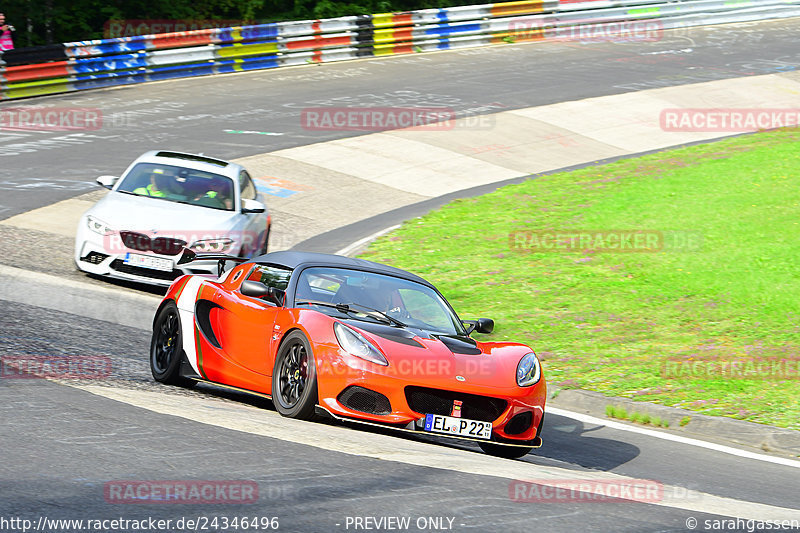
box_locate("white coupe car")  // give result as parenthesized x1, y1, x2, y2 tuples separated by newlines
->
(75, 150, 271, 286)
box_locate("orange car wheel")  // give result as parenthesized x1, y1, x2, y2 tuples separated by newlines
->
(271, 331, 319, 420)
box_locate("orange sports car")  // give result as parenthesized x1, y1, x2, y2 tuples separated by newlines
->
(150, 251, 546, 458)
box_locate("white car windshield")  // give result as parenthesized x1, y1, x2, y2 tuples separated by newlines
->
(116, 163, 235, 211)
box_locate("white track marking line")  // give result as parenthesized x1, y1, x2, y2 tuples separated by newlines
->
(548, 407, 800, 469)
(335, 225, 400, 256)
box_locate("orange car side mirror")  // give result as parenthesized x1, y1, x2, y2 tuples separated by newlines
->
(241, 281, 284, 306)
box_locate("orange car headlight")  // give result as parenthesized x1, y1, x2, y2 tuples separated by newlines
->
(334, 322, 388, 367)
(516, 352, 541, 387)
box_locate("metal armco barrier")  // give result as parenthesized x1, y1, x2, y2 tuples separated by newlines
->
(1, 0, 799, 100)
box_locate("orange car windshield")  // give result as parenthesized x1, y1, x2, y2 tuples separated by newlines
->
(295, 267, 466, 336)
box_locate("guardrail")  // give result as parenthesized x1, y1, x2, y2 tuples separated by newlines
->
(2, 0, 800, 100)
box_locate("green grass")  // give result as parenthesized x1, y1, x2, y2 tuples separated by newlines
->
(605, 405, 668, 427)
(360, 129, 800, 430)
(606, 405, 628, 420)
(652, 417, 668, 428)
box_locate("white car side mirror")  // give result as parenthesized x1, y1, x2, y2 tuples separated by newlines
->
(241, 198, 266, 213)
(96, 175, 119, 190)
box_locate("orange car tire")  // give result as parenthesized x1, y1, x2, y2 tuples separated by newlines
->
(271, 331, 319, 420)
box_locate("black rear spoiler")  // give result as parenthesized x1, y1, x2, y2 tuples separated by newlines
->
(177, 248, 249, 276)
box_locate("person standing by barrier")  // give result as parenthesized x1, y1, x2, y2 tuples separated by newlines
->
(0, 13, 14, 51)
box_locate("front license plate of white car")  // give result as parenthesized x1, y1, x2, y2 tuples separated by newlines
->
(424, 414, 492, 439)
(124, 253, 173, 272)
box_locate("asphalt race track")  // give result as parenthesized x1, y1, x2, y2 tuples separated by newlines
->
(3, 19, 800, 217)
(3, 301, 800, 532)
(2, 19, 800, 533)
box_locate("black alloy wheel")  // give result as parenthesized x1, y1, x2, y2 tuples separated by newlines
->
(272, 331, 318, 420)
(150, 301, 187, 385)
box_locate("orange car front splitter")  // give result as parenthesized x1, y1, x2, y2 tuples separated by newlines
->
(186, 378, 542, 449)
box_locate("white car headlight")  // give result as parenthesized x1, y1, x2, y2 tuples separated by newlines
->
(86, 215, 113, 235)
(190, 238, 235, 253)
(334, 322, 388, 366)
(516, 352, 541, 387)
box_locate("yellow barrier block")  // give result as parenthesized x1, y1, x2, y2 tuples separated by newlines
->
(216, 42, 279, 58)
(372, 42, 415, 56)
(491, 0, 545, 17)
(372, 42, 401, 56)
(6, 76, 72, 90)
(371, 12, 414, 28)
(372, 13, 396, 28)
(373, 28, 398, 44)
(374, 26, 414, 45)
(4, 80, 72, 99)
